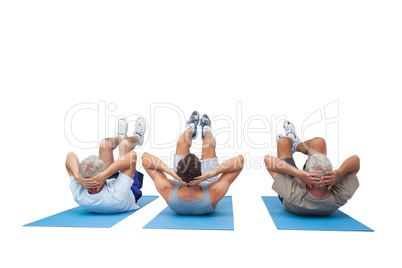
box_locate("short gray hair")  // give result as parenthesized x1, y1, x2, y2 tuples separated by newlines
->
(78, 155, 105, 178)
(305, 154, 333, 176)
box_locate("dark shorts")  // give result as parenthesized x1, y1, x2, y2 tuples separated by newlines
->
(108, 170, 144, 202)
(278, 158, 308, 203)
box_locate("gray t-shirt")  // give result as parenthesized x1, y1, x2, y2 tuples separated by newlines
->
(272, 172, 359, 216)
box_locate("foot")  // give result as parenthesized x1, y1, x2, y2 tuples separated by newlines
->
(283, 120, 301, 153)
(276, 133, 285, 142)
(117, 117, 128, 139)
(134, 116, 146, 146)
(200, 114, 212, 141)
(186, 111, 200, 140)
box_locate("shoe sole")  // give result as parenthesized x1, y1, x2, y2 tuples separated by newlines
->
(118, 118, 128, 137)
(200, 114, 211, 140)
(135, 116, 146, 146)
(188, 111, 200, 140)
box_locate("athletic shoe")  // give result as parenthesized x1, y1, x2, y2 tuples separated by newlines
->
(276, 133, 285, 142)
(186, 111, 200, 140)
(200, 114, 212, 141)
(134, 116, 146, 146)
(283, 120, 301, 154)
(117, 117, 128, 139)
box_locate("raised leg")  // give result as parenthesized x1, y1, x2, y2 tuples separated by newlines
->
(118, 135, 139, 158)
(277, 137, 293, 159)
(201, 130, 217, 160)
(119, 151, 138, 179)
(176, 128, 193, 156)
(99, 137, 122, 169)
(296, 137, 327, 158)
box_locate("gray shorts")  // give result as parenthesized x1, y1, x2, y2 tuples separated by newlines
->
(173, 154, 219, 184)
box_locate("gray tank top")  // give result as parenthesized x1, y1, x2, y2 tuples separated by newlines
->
(169, 181, 214, 215)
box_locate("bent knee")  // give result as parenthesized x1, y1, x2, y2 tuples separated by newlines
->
(176, 136, 190, 147)
(312, 137, 326, 147)
(99, 138, 110, 148)
(277, 137, 292, 148)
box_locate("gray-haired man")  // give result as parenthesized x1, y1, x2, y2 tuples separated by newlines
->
(264, 120, 360, 216)
(65, 117, 146, 213)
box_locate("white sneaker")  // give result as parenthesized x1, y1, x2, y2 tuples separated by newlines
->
(117, 117, 128, 139)
(283, 120, 301, 153)
(276, 133, 285, 142)
(134, 116, 146, 146)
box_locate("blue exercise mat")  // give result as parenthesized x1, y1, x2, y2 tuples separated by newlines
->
(262, 196, 373, 232)
(143, 196, 234, 230)
(23, 196, 158, 228)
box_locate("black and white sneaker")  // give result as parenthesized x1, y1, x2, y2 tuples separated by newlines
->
(186, 111, 200, 140)
(200, 114, 212, 141)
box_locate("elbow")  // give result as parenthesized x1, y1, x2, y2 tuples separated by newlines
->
(264, 155, 272, 169)
(129, 151, 137, 163)
(264, 155, 277, 173)
(129, 151, 137, 158)
(237, 154, 245, 170)
(353, 155, 360, 173)
(141, 152, 150, 169)
(66, 152, 75, 165)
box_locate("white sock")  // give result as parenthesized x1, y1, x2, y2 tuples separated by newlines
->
(186, 122, 196, 133)
(202, 125, 211, 135)
(133, 133, 142, 141)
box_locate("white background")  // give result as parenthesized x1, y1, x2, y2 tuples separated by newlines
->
(1, 1, 401, 267)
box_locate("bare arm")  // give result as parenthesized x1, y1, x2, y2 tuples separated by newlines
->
(264, 155, 322, 188)
(207, 155, 245, 205)
(142, 152, 185, 180)
(323, 155, 360, 189)
(65, 152, 98, 189)
(210, 155, 244, 177)
(337, 155, 360, 176)
(142, 152, 175, 203)
(65, 152, 80, 179)
(264, 155, 300, 179)
(91, 151, 137, 185)
(142, 152, 172, 174)
(190, 155, 244, 186)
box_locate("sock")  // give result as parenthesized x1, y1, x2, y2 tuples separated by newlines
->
(202, 125, 211, 135)
(186, 122, 196, 133)
(292, 141, 300, 154)
(118, 134, 126, 140)
(133, 133, 142, 141)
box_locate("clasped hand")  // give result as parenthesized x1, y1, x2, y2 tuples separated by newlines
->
(297, 170, 341, 189)
(167, 168, 214, 187)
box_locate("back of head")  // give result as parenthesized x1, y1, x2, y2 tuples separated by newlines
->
(78, 155, 105, 178)
(177, 154, 202, 183)
(305, 154, 333, 188)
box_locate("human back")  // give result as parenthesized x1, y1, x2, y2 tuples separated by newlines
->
(168, 181, 214, 215)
